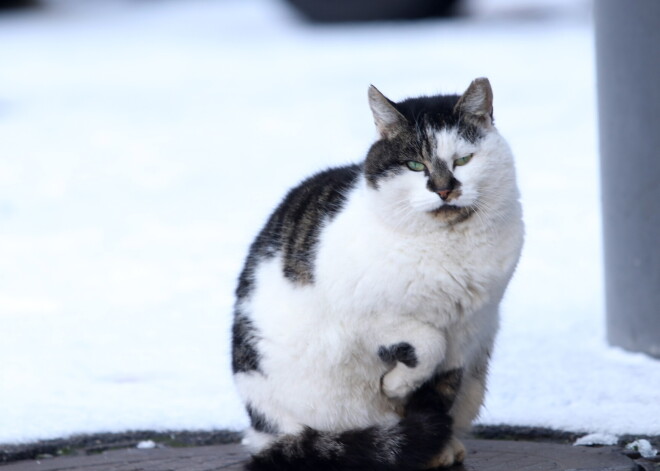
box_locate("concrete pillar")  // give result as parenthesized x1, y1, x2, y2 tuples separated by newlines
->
(595, 0, 660, 358)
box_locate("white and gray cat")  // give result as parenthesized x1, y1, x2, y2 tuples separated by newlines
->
(232, 78, 524, 470)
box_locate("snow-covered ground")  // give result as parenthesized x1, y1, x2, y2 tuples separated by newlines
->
(1, 0, 659, 445)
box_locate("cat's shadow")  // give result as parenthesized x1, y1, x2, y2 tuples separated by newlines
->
(434, 464, 469, 471)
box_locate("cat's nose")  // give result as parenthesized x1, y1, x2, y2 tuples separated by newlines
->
(436, 189, 452, 201)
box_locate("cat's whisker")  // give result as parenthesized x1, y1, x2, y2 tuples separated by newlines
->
(386, 200, 417, 231)
(476, 197, 510, 227)
(475, 200, 502, 233)
(471, 203, 488, 229)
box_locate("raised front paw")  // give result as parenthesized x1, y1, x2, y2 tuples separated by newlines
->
(381, 364, 418, 400)
(379, 342, 421, 400)
(425, 437, 466, 469)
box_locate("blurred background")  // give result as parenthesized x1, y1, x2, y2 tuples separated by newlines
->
(1, 0, 658, 445)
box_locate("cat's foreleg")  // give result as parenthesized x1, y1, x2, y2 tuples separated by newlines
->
(450, 353, 490, 434)
(377, 324, 446, 401)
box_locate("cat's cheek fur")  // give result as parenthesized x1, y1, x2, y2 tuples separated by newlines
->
(378, 170, 439, 214)
(472, 133, 518, 200)
(366, 173, 446, 234)
(439, 132, 504, 209)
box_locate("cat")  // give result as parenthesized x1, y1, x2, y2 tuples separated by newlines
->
(232, 77, 524, 470)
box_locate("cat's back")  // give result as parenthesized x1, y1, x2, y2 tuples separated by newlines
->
(236, 164, 362, 302)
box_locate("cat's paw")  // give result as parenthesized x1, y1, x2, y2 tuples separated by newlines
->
(378, 342, 418, 368)
(381, 365, 416, 400)
(425, 437, 466, 469)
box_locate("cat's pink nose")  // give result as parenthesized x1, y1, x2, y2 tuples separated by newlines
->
(437, 189, 452, 200)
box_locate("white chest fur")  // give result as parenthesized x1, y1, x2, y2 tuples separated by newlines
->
(314, 181, 521, 328)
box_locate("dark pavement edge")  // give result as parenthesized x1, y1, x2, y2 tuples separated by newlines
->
(0, 439, 651, 471)
(1, 426, 659, 469)
(0, 430, 242, 464)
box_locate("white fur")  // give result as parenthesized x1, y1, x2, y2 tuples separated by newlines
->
(235, 126, 524, 451)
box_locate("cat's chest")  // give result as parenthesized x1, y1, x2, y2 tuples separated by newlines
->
(314, 199, 501, 323)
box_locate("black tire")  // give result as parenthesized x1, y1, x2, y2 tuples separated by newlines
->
(284, 0, 461, 23)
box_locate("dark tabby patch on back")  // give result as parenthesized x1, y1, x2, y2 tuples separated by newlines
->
(236, 164, 361, 298)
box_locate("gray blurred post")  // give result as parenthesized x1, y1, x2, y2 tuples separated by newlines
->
(595, 1, 660, 358)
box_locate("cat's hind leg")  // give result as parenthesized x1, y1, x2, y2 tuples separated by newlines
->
(240, 402, 283, 453)
(423, 368, 485, 468)
(424, 436, 466, 469)
(243, 427, 277, 454)
(426, 349, 492, 468)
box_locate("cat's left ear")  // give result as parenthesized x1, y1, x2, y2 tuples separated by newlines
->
(368, 85, 408, 139)
(455, 77, 494, 128)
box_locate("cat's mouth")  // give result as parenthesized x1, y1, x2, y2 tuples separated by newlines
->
(432, 204, 462, 213)
(430, 204, 474, 223)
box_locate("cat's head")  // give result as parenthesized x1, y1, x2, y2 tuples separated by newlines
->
(364, 78, 517, 229)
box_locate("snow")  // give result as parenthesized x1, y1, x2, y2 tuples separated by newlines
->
(136, 440, 157, 450)
(574, 433, 619, 447)
(625, 439, 658, 459)
(1, 0, 659, 445)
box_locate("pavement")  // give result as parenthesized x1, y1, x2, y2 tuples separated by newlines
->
(3, 431, 658, 471)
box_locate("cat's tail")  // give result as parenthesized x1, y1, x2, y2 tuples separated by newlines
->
(245, 369, 462, 471)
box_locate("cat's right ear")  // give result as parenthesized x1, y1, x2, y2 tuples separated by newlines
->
(454, 77, 494, 128)
(368, 85, 407, 139)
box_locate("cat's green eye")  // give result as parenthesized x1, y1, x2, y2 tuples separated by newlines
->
(406, 161, 426, 172)
(454, 154, 474, 167)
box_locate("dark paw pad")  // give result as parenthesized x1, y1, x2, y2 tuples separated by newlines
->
(378, 342, 418, 368)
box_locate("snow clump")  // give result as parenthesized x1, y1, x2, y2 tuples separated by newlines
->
(625, 439, 658, 458)
(574, 433, 619, 446)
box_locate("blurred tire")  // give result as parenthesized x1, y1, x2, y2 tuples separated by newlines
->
(284, 0, 460, 22)
(0, 0, 39, 10)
